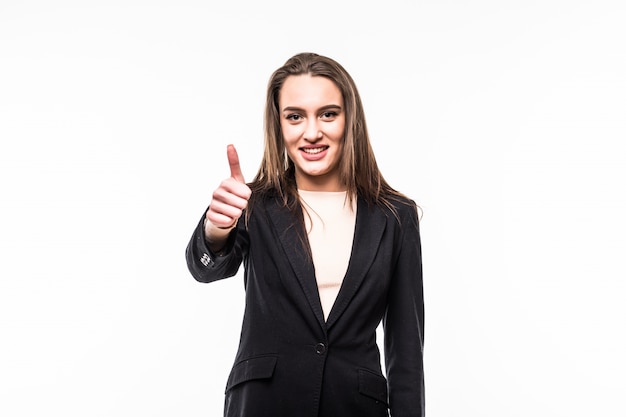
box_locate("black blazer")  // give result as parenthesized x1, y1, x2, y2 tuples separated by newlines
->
(186, 194, 425, 417)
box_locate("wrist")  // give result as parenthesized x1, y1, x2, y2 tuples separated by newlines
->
(204, 218, 235, 253)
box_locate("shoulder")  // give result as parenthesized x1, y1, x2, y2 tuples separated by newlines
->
(389, 194, 417, 210)
(245, 189, 297, 224)
(382, 193, 419, 220)
(356, 193, 419, 229)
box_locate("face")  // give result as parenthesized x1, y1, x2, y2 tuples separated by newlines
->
(279, 74, 346, 191)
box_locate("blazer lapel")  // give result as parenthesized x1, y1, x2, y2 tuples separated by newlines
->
(266, 197, 327, 331)
(325, 198, 387, 329)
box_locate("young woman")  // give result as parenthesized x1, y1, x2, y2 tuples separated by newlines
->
(186, 52, 424, 417)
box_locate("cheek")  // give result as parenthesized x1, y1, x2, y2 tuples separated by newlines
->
(280, 123, 299, 143)
(329, 117, 346, 139)
(329, 123, 345, 141)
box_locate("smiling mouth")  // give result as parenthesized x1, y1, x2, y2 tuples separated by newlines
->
(301, 146, 328, 155)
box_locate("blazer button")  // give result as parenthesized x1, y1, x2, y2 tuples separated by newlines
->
(315, 343, 326, 354)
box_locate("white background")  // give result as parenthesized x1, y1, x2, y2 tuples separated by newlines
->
(1, 1, 625, 416)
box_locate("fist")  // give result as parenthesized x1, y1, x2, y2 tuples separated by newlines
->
(205, 144, 252, 230)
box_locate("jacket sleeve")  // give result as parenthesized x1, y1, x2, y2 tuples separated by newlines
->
(185, 210, 249, 283)
(383, 202, 425, 417)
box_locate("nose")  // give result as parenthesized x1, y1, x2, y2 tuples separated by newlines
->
(303, 119, 322, 141)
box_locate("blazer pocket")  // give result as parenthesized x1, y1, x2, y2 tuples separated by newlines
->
(225, 355, 277, 393)
(357, 368, 389, 405)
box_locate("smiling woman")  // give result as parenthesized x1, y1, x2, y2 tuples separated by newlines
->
(280, 74, 346, 191)
(186, 52, 425, 417)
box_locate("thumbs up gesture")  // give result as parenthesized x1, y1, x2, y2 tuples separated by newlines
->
(204, 145, 252, 247)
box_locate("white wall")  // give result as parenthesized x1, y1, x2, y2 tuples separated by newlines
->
(1, 1, 624, 416)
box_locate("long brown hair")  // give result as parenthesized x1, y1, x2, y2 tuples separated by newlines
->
(247, 52, 409, 222)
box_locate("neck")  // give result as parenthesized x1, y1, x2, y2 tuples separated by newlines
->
(295, 173, 345, 192)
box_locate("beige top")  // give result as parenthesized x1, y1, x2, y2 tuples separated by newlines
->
(298, 190, 357, 321)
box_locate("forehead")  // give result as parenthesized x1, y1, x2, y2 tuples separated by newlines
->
(279, 75, 343, 108)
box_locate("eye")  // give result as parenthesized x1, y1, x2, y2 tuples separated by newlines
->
(286, 113, 303, 121)
(320, 111, 338, 120)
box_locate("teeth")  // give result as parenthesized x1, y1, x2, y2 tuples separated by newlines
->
(303, 147, 326, 154)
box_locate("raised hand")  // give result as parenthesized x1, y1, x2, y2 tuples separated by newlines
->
(204, 145, 252, 245)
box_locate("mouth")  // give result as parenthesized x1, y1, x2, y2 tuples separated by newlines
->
(301, 146, 329, 155)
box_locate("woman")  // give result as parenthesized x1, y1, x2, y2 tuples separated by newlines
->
(186, 52, 424, 417)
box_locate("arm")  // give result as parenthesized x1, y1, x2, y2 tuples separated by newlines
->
(185, 210, 249, 283)
(185, 144, 252, 283)
(383, 203, 425, 417)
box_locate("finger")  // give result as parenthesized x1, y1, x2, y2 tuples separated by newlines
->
(227, 144, 245, 183)
(206, 206, 240, 229)
(212, 182, 250, 209)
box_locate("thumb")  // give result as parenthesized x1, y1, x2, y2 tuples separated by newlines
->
(227, 144, 245, 183)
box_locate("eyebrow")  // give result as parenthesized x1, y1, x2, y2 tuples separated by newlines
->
(282, 104, 343, 112)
